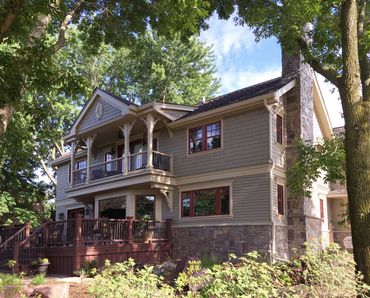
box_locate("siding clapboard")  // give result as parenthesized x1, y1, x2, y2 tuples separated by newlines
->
(163, 173, 271, 226)
(160, 108, 269, 177)
(79, 98, 122, 132)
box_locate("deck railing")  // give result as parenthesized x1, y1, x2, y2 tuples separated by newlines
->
(90, 157, 125, 181)
(73, 151, 172, 185)
(4, 216, 172, 271)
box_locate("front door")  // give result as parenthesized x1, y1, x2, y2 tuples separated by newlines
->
(67, 208, 84, 219)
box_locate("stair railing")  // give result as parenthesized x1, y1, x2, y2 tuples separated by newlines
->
(0, 224, 29, 267)
(16, 222, 49, 268)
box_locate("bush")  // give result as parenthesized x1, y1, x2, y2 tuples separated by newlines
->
(176, 252, 292, 298)
(0, 273, 23, 297)
(88, 259, 175, 298)
(294, 242, 370, 297)
(31, 273, 45, 285)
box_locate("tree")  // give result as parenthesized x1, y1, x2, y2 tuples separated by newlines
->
(206, 0, 370, 282)
(99, 31, 220, 105)
(0, 27, 220, 224)
(0, 0, 210, 135)
(288, 137, 346, 198)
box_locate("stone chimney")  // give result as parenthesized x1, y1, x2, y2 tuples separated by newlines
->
(282, 50, 320, 254)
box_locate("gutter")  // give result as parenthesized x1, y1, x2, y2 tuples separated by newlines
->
(264, 98, 276, 262)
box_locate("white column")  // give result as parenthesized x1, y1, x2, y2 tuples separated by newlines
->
(70, 141, 77, 185)
(145, 113, 155, 169)
(120, 121, 135, 175)
(126, 193, 136, 218)
(83, 135, 95, 183)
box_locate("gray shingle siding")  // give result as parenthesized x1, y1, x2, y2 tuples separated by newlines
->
(79, 98, 121, 132)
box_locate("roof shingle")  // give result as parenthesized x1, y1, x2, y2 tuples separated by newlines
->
(181, 77, 290, 119)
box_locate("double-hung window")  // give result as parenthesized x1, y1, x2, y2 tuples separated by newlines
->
(189, 122, 221, 154)
(276, 114, 283, 145)
(277, 184, 284, 215)
(181, 186, 230, 217)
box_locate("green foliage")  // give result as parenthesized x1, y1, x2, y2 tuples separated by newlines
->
(31, 273, 45, 286)
(99, 31, 220, 105)
(88, 258, 175, 298)
(295, 242, 370, 297)
(288, 137, 346, 198)
(0, 273, 23, 297)
(198, 252, 291, 298)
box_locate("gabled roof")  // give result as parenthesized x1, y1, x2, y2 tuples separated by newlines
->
(96, 88, 139, 107)
(181, 77, 290, 119)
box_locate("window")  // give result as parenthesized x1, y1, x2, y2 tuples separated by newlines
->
(277, 184, 284, 215)
(136, 195, 155, 219)
(320, 199, 324, 222)
(189, 122, 221, 154)
(74, 158, 86, 170)
(105, 152, 114, 172)
(99, 196, 126, 219)
(276, 114, 283, 145)
(181, 187, 230, 217)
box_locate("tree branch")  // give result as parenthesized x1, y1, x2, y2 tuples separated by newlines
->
(297, 37, 341, 88)
(53, 0, 85, 52)
(38, 155, 57, 185)
(0, 0, 23, 44)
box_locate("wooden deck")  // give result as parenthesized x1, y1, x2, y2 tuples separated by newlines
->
(0, 215, 172, 275)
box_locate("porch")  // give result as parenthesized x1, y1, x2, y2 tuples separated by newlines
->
(0, 216, 172, 275)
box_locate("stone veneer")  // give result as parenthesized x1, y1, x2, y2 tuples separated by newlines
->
(172, 225, 272, 260)
(283, 51, 320, 252)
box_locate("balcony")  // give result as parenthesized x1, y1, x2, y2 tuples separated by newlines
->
(72, 151, 172, 186)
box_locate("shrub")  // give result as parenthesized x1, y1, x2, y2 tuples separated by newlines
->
(181, 252, 292, 298)
(31, 273, 45, 285)
(295, 242, 370, 297)
(88, 258, 176, 298)
(0, 273, 23, 297)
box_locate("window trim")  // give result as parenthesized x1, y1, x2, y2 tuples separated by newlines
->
(277, 184, 284, 216)
(181, 186, 230, 218)
(188, 121, 222, 155)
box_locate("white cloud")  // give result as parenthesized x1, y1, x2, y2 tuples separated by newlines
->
(316, 73, 344, 128)
(200, 14, 255, 62)
(219, 67, 281, 93)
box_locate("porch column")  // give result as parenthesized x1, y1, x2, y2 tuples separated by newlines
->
(120, 121, 135, 175)
(143, 113, 159, 169)
(126, 193, 135, 217)
(70, 140, 78, 185)
(83, 135, 96, 183)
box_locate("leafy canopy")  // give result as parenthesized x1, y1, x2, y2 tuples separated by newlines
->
(288, 136, 346, 198)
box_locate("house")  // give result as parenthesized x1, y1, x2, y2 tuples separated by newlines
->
(0, 52, 348, 274)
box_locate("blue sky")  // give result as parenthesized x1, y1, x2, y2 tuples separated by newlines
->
(200, 15, 344, 128)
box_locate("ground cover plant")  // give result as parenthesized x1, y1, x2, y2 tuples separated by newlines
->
(88, 243, 370, 298)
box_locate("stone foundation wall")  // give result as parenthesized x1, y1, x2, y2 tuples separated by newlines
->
(172, 225, 272, 261)
(275, 225, 289, 260)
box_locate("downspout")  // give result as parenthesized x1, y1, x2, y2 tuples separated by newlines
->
(264, 98, 276, 262)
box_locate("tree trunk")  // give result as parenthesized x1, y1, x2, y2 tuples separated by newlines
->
(340, 0, 370, 283)
(0, 105, 14, 136)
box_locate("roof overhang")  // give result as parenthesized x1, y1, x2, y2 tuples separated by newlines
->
(313, 73, 333, 138)
(169, 79, 296, 129)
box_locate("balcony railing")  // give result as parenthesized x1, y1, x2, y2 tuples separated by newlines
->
(72, 151, 172, 185)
